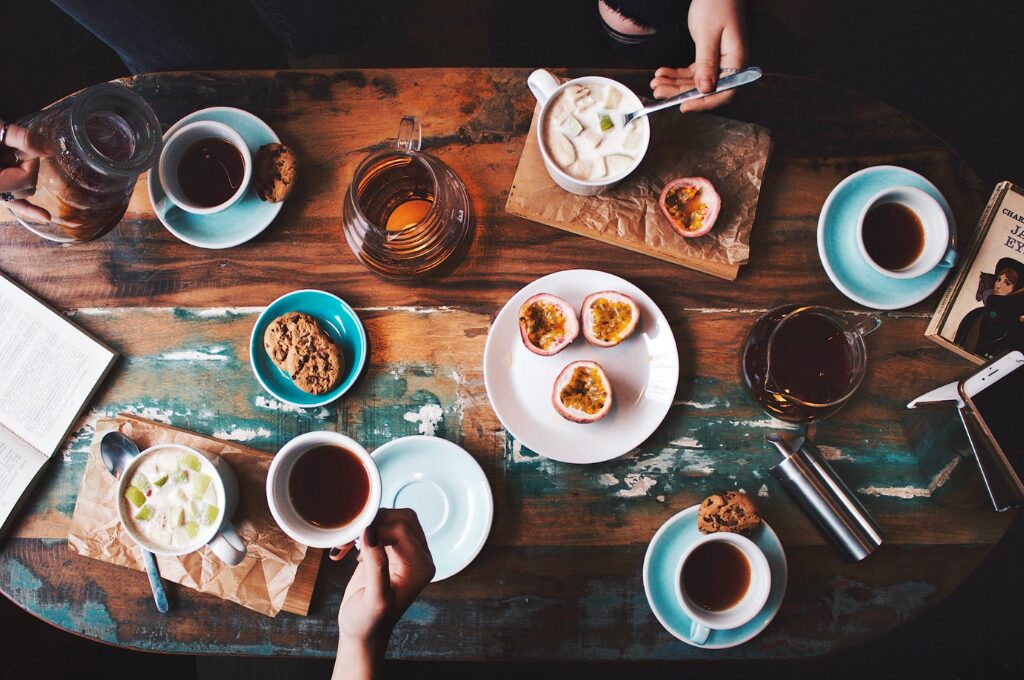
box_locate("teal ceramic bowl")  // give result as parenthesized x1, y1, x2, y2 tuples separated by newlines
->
(250, 290, 368, 408)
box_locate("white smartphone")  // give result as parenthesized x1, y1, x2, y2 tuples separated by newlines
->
(961, 351, 1024, 495)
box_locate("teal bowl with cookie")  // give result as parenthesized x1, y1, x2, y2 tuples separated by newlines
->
(250, 290, 368, 407)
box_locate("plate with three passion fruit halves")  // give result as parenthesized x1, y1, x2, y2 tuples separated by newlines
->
(483, 269, 679, 464)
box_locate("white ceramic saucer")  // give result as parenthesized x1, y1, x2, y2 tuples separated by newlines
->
(483, 269, 679, 464)
(371, 436, 493, 582)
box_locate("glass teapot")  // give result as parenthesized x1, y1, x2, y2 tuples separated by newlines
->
(739, 305, 881, 424)
(342, 116, 472, 280)
(15, 83, 162, 242)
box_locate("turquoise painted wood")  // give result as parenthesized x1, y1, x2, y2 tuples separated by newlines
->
(0, 68, 1014, 659)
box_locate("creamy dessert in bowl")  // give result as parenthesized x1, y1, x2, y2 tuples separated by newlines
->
(528, 69, 651, 196)
(117, 444, 247, 565)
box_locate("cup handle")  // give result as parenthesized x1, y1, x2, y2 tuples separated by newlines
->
(153, 195, 179, 220)
(854, 316, 882, 338)
(396, 116, 422, 152)
(527, 69, 560, 106)
(938, 247, 958, 269)
(208, 520, 247, 566)
(690, 621, 711, 645)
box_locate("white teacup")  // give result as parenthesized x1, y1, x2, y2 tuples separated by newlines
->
(675, 532, 771, 645)
(856, 185, 957, 279)
(266, 431, 382, 548)
(116, 444, 247, 566)
(157, 120, 252, 215)
(527, 69, 650, 196)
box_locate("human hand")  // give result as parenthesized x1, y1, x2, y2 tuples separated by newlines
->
(332, 509, 435, 680)
(649, 0, 747, 113)
(0, 121, 57, 223)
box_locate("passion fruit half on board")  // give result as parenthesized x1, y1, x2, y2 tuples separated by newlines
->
(658, 177, 721, 238)
(552, 360, 612, 423)
(581, 291, 640, 347)
(518, 293, 579, 356)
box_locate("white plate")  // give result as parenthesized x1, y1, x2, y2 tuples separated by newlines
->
(483, 269, 679, 464)
(372, 436, 493, 582)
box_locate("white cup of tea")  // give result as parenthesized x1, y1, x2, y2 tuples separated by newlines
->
(266, 431, 382, 548)
(856, 185, 957, 279)
(674, 532, 771, 645)
(157, 120, 252, 215)
(527, 69, 650, 196)
(116, 444, 248, 566)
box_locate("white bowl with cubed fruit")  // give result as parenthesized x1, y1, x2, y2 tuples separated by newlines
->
(528, 69, 650, 196)
(117, 444, 247, 565)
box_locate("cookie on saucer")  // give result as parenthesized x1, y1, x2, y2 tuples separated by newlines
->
(698, 491, 761, 535)
(263, 312, 343, 395)
(254, 143, 297, 203)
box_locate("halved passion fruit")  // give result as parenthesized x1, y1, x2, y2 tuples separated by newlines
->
(552, 360, 612, 423)
(581, 291, 640, 347)
(659, 177, 721, 238)
(518, 293, 579, 356)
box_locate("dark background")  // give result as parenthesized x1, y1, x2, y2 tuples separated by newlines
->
(2, 1, 1023, 678)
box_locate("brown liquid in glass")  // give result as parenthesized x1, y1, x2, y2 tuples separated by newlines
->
(177, 137, 245, 208)
(682, 542, 751, 611)
(862, 202, 925, 271)
(288, 445, 370, 528)
(741, 307, 855, 423)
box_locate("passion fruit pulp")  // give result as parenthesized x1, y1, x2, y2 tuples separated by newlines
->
(581, 291, 640, 347)
(552, 360, 612, 423)
(659, 177, 721, 238)
(518, 293, 579, 356)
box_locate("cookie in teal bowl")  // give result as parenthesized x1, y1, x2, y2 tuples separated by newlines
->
(250, 290, 368, 408)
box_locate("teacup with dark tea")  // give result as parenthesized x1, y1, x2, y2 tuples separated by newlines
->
(158, 120, 252, 215)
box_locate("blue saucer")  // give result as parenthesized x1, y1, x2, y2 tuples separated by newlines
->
(249, 290, 367, 408)
(148, 107, 284, 249)
(817, 165, 957, 310)
(372, 436, 493, 582)
(643, 505, 787, 649)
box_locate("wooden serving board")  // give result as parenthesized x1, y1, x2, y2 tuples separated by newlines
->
(506, 107, 773, 281)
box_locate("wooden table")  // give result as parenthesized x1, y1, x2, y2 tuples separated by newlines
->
(0, 68, 1012, 660)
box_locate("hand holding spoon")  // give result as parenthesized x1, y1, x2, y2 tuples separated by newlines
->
(623, 66, 763, 127)
(100, 431, 169, 613)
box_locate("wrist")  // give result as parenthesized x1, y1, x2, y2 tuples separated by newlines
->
(335, 635, 387, 680)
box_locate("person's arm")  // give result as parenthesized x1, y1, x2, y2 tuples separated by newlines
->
(0, 122, 55, 222)
(649, 0, 748, 112)
(332, 509, 435, 680)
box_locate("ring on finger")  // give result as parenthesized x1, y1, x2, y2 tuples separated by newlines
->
(719, 67, 739, 75)
(0, 192, 14, 202)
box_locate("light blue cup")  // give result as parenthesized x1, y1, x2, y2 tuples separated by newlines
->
(249, 290, 368, 408)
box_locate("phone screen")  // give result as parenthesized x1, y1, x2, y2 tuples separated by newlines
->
(972, 364, 1024, 473)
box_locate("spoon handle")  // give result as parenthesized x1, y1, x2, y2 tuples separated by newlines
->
(142, 548, 169, 613)
(627, 66, 763, 124)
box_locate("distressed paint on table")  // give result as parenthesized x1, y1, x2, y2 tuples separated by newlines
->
(0, 69, 1014, 659)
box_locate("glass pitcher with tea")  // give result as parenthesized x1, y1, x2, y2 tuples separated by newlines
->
(14, 83, 162, 242)
(739, 305, 881, 423)
(342, 116, 472, 280)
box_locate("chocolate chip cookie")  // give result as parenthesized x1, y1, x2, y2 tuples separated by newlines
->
(254, 143, 297, 203)
(698, 491, 761, 535)
(263, 312, 343, 395)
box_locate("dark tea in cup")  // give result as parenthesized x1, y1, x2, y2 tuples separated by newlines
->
(288, 445, 370, 528)
(681, 540, 751, 611)
(177, 137, 246, 208)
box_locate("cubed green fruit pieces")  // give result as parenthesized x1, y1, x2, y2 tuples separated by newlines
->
(169, 506, 184, 527)
(599, 114, 614, 132)
(201, 503, 220, 526)
(124, 485, 146, 508)
(130, 473, 150, 492)
(182, 454, 202, 471)
(191, 473, 211, 498)
(135, 505, 153, 521)
(184, 521, 200, 540)
(152, 474, 169, 488)
(563, 115, 583, 136)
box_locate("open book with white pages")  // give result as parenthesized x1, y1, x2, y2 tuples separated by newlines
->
(0, 271, 117, 539)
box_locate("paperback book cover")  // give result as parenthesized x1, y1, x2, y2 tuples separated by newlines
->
(927, 182, 1024, 363)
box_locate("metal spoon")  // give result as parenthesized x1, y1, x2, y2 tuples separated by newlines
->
(100, 431, 169, 613)
(622, 66, 764, 126)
